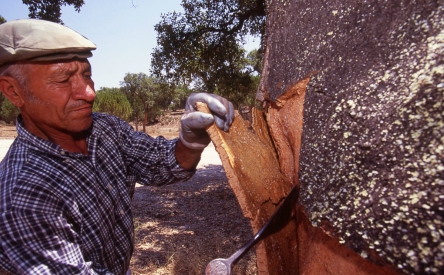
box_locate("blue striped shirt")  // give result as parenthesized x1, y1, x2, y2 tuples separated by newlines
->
(0, 113, 194, 274)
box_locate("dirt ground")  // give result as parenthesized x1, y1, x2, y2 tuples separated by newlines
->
(131, 159, 257, 275)
(0, 113, 258, 275)
(0, 123, 17, 139)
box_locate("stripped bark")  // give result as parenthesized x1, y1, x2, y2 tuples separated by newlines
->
(196, 102, 297, 274)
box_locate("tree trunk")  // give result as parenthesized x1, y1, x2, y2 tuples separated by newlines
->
(205, 1, 443, 274)
(135, 116, 139, 132)
(197, 103, 297, 274)
(143, 111, 148, 133)
(251, 0, 443, 274)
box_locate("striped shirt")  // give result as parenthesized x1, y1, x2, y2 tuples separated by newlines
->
(0, 113, 194, 274)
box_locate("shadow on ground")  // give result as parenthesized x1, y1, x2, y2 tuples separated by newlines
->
(130, 164, 257, 275)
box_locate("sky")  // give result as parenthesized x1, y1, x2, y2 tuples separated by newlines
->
(0, 0, 259, 89)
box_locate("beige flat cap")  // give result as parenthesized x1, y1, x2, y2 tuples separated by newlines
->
(0, 19, 96, 66)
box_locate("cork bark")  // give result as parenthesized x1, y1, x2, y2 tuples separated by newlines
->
(257, 0, 443, 274)
(196, 3, 442, 273)
(266, 77, 400, 274)
(196, 102, 297, 274)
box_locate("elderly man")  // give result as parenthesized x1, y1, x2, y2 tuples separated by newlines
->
(0, 19, 234, 274)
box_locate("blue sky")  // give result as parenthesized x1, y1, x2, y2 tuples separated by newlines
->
(1, 0, 259, 89)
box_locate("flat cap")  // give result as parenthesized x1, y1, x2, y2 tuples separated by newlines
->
(0, 19, 96, 66)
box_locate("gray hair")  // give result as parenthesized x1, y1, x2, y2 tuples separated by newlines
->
(0, 63, 40, 106)
(0, 62, 30, 89)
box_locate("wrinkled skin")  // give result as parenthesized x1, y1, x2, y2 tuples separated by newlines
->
(0, 59, 95, 154)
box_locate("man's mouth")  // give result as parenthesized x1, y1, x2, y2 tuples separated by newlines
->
(70, 104, 93, 114)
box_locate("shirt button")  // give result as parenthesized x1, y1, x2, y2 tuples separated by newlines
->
(107, 184, 113, 190)
(120, 210, 124, 215)
(60, 150, 66, 155)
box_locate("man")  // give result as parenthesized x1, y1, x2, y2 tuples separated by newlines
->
(0, 19, 234, 274)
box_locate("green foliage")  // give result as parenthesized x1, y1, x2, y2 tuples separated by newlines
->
(0, 15, 6, 24)
(0, 93, 5, 121)
(170, 85, 191, 111)
(0, 92, 5, 108)
(92, 87, 133, 121)
(21, 0, 85, 24)
(1, 98, 20, 124)
(151, 0, 265, 108)
(120, 73, 174, 132)
(246, 49, 262, 75)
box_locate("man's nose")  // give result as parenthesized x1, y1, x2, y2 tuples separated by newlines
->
(72, 76, 95, 101)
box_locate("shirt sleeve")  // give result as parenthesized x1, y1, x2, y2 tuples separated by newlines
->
(0, 181, 108, 275)
(114, 117, 195, 186)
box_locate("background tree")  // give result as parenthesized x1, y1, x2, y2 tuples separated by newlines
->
(246, 49, 262, 75)
(0, 15, 19, 124)
(1, 98, 20, 125)
(0, 16, 5, 119)
(151, 0, 265, 107)
(120, 73, 170, 132)
(21, 0, 84, 24)
(170, 85, 191, 111)
(0, 94, 6, 121)
(92, 87, 133, 121)
(123, 88, 144, 132)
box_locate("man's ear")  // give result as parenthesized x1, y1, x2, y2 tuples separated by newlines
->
(0, 76, 25, 108)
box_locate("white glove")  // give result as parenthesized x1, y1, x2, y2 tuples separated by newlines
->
(180, 93, 234, 150)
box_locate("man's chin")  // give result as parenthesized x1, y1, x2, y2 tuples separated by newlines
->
(67, 116, 93, 133)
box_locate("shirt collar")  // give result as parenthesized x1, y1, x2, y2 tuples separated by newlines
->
(15, 114, 97, 158)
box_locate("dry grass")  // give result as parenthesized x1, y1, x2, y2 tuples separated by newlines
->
(130, 166, 258, 275)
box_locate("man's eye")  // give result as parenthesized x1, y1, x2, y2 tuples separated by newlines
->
(58, 77, 70, 83)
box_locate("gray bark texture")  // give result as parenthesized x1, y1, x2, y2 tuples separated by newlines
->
(258, 0, 443, 274)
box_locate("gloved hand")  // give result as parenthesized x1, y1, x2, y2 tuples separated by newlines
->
(180, 93, 234, 150)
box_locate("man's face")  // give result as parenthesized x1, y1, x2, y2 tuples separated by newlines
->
(20, 59, 95, 136)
